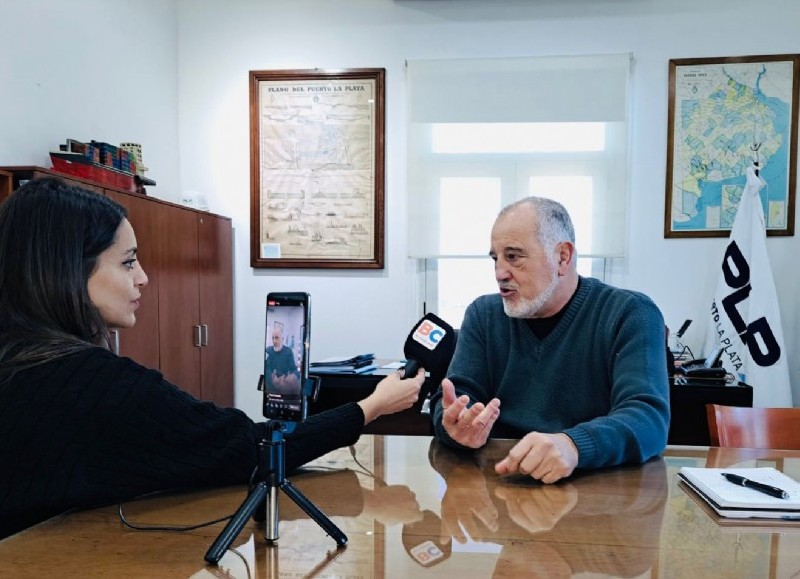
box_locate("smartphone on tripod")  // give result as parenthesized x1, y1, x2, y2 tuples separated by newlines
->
(263, 292, 310, 423)
(206, 290, 345, 564)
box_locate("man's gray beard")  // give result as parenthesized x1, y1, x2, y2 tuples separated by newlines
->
(502, 272, 559, 319)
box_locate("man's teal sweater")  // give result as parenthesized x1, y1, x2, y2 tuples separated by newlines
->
(431, 277, 670, 469)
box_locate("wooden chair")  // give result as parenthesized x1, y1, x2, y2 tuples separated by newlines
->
(706, 404, 800, 450)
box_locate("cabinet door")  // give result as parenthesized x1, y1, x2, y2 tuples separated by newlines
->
(158, 204, 202, 398)
(104, 190, 161, 370)
(198, 214, 234, 406)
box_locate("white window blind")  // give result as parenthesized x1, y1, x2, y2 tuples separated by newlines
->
(406, 54, 632, 259)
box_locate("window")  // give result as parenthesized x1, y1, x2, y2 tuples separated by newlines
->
(407, 55, 630, 326)
(432, 122, 606, 154)
(439, 177, 500, 255)
(423, 129, 606, 324)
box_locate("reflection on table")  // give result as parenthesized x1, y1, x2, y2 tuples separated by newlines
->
(2, 436, 800, 577)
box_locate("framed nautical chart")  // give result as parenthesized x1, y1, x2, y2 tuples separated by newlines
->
(249, 68, 385, 268)
(665, 54, 799, 238)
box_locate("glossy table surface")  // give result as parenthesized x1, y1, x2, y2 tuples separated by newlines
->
(2, 436, 800, 578)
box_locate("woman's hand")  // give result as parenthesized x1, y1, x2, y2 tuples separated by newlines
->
(361, 484, 423, 526)
(357, 367, 425, 424)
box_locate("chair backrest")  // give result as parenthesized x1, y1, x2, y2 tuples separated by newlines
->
(706, 404, 800, 450)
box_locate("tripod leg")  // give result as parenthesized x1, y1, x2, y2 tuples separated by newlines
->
(281, 479, 348, 547)
(265, 543, 279, 577)
(205, 482, 269, 565)
(265, 483, 279, 542)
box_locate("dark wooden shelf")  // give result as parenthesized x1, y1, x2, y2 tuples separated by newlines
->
(309, 368, 753, 445)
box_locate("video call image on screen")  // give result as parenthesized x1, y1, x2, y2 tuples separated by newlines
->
(264, 303, 305, 415)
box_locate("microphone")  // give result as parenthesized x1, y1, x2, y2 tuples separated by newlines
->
(401, 510, 452, 567)
(401, 313, 456, 392)
(675, 319, 692, 338)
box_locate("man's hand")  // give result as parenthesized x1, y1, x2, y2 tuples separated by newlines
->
(494, 483, 578, 534)
(495, 432, 578, 484)
(281, 372, 300, 391)
(440, 464, 499, 543)
(270, 371, 284, 388)
(440, 379, 500, 449)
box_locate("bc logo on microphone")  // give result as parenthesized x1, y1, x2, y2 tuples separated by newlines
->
(409, 540, 445, 566)
(412, 320, 447, 350)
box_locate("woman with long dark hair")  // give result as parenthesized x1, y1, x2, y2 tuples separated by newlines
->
(0, 177, 423, 539)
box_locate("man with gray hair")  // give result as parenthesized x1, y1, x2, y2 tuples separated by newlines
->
(265, 325, 300, 396)
(430, 196, 670, 483)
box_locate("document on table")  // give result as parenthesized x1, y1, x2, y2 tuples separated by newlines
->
(308, 364, 377, 374)
(678, 467, 800, 519)
(310, 354, 375, 367)
(380, 361, 405, 369)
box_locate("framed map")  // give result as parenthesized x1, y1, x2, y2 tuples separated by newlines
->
(665, 54, 799, 238)
(249, 68, 385, 268)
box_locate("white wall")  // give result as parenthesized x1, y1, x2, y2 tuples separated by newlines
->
(175, 0, 800, 417)
(0, 0, 180, 196)
(2, 1, 799, 419)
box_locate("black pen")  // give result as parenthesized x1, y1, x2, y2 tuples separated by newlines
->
(721, 473, 790, 499)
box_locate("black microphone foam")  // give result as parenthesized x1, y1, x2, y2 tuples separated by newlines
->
(401, 313, 456, 387)
(675, 319, 692, 338)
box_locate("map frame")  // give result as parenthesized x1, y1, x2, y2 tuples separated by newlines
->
(664, 54, 799, 238)
(249, 68, 385, 268)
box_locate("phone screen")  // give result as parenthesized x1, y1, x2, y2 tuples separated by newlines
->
(263, 292, 309, 422)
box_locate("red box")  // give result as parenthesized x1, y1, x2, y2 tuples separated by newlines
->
(50, 154, 134, 192)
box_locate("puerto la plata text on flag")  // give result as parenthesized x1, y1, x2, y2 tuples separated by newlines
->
(705, 165, 792, 407)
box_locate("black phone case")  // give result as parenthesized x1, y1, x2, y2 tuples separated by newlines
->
(263, 292, 310, 422)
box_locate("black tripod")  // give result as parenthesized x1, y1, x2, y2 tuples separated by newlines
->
(204, 420, 348, 565)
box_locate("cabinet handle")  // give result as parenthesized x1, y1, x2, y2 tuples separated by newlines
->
(110, 329, 120, 355)
(194, 325, 202, 347)
(200, 324, 209, 347)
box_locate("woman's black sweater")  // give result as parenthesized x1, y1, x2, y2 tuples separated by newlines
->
(0, 347, 364, 539)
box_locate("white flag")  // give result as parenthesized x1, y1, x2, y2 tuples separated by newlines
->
(705, 166, 792, 407)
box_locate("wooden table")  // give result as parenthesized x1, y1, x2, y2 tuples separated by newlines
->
(2, 437, 799, 577)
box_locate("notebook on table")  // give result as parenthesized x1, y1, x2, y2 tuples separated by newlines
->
(678, 467, 800, 520)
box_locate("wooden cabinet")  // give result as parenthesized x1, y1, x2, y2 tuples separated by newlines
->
(0, 170, 12, 202)
(197, 214, 234, 406)
(0, 166, 234, 406)
(158, 203, 204, 398)
(157, 204, 234, 405)
(105, 189, 162, 370)
(0, 166, 105, 200)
